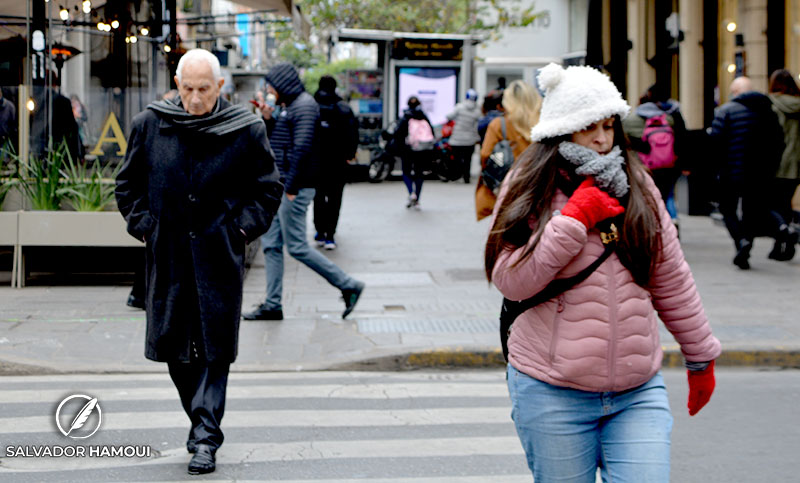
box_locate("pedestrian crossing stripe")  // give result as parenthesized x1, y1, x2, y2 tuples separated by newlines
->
(0, 407, 510, 434)
(1, 438, 525, 472)
(0, 382, 509, 404)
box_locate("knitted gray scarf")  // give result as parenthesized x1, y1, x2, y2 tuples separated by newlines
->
(558, 142, 629, 197)
(147, 97, 262, 136)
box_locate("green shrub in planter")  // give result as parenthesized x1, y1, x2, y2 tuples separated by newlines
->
(60, 155, 122, 212)
(15, 140, 70, 211)
(0, 140, 15, 210)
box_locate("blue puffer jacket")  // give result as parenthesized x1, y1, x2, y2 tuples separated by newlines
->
(709, 91, 784, 183)
(264, 63, 320, 195)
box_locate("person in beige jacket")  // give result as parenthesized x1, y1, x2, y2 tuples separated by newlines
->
(476, 80, 540, 220)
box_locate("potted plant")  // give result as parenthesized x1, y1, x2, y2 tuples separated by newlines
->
(0, 140, 17, 248)
(60, 155, 122, 212)
(15, 140, 69, 211)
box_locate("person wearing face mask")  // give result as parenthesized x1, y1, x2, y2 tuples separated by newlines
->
(244, 63, 365, 321)
(486, 63, 721, 482)
(115, 49, 283, 475)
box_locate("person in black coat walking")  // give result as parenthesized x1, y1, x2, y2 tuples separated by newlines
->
(312, 75, 359, 250)
(709, 76, 788, 269)
(244, 63, 365, 321)
(115, 49, 283, 475)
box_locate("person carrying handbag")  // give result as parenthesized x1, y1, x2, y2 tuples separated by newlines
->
(485, 63, 721, 482)
(476, 80, 540, 221)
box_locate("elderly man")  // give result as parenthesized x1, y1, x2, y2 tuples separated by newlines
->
(115, 49, 282, 475)
(709, 76, 788, 269)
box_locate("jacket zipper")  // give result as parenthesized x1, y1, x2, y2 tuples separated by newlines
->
(549, 296, 565, 362)
(607, 266, 618, 389)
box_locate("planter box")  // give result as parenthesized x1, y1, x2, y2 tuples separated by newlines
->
(0, 211, 17, 245)
(17, 211, 141, 247)
(15, 211, 143, 287)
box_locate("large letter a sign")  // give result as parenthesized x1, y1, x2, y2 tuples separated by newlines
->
(90, 112, 128, 156)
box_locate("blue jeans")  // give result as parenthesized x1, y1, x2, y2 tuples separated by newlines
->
(507, 364, 672, 483)
(260, 188, 359, 310)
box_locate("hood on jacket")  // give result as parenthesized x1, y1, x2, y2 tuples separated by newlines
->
(264, 63, 305, 103)
(769, 93, 800, 116)
(461, 99, 479, 111)
(314, 89, 342, 106)
(404, 105, 428, 121)
(732, 91, 774, 114)
(635, 100, 679, 118)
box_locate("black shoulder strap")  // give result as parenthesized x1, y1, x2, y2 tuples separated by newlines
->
(499, 220, 619, 362)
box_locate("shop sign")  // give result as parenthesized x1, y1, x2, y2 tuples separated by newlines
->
(392, 39, 463, 61)
(90, 112, 128, 156)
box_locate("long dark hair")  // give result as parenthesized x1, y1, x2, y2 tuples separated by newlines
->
(485, 116, 662, 287)
(769, 69, 800, 96)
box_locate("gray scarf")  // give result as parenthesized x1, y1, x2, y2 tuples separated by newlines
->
(147, 97, 262, 136)
(558, 142, 629, 197)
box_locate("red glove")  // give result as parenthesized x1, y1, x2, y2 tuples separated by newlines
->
(687, 360, 716, 416)
(560, 178, 625, 229)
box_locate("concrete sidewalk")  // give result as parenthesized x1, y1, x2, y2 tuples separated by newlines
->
(0, 181, 798, 374)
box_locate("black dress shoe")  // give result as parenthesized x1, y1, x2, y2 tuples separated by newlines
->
(126, 294, 145, 310)
(187, 444, 216, 475)
(733, 240, 752, 270)
(341, 281, 365, 319)
(242, 304, 283, 321)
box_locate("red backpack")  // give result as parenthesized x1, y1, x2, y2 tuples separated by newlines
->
(639, 114, 676, 170)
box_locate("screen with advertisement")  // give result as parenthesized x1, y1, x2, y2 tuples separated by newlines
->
(397, 67, 458, 126)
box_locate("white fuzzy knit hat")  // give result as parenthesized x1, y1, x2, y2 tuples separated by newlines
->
(530, 63, 630, 143)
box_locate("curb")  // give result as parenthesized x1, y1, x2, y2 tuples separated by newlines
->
(336, 347, 800, 371)
(3, 348, 800, 376)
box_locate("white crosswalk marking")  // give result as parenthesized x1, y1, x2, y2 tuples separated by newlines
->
(0, 370, 533, 481)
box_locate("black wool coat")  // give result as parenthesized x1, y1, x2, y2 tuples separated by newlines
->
(115, 98, 283, 363)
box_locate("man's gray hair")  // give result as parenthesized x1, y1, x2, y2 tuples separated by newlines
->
(176, 49, 222, 82)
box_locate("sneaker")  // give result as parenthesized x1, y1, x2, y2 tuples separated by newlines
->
(341, 281, 365, 319)
(733, 240, 752, 269)
(324, 238, 336, 250)
(242, 304, 283, 321)
(768, 226, 797, 261)
(412, 198, 421, 211)
(406, 193, 417, 208)
(314, 232, 325, 247)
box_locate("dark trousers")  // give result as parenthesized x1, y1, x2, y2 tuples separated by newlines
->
(401, 152, 425, 198)
(129, 250, 146, 300)
(771, 178, 800, 224)
(718, 181, 780, 249)
(168, 359, 230, 450)
(313, 180, 346, 240)
(452, 145, 475, 181)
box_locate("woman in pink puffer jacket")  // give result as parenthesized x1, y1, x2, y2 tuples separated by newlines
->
(486, 63, 721, 482)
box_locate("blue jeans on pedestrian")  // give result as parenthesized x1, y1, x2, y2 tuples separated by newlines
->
(260, 188, 360, 310)
(507, 364, 672, 483)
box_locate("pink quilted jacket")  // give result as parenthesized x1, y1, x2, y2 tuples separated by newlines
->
(491, 176, 721, 392)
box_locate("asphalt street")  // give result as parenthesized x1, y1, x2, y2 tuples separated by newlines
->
(0, 368, 798, 482)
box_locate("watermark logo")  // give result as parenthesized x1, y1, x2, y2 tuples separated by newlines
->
(55, 394, 102, 439)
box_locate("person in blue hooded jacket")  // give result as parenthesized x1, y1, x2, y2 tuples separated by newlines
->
(245, 63, 365, 321)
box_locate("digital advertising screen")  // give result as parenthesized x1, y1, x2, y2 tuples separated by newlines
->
(397, 67, 458, 126)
